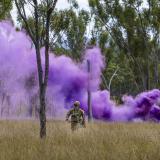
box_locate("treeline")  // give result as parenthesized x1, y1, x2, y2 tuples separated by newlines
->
(1, 0, 160, 99)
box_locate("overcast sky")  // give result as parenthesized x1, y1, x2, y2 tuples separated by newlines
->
(11, 0, 89, 25)
(56, 0, 89, 9)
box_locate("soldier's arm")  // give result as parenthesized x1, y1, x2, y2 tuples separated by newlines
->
(81, 110, 86, 127)
(66, 110, 72, 121)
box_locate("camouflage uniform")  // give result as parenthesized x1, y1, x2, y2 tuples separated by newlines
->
(66, 101, 86, 131)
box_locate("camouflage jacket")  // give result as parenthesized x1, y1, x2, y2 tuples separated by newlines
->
(66, 108, 85, 124)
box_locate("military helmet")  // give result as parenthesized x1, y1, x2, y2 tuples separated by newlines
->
(74, 101, 80, 107)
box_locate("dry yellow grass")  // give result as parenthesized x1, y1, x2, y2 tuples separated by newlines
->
(0, 120, 160, 160)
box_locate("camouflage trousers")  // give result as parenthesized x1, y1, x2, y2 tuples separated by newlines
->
(71, 122, 83, 131)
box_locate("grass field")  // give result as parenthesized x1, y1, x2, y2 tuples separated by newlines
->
(0, 120, 160, 160)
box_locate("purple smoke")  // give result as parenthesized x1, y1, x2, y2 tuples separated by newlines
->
(0, 21, 160, 122)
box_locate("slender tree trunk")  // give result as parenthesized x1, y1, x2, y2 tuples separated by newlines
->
(33, 1, 47, 138)
(153, 49, 159, 88)
(154, 60, 158, 88)
(146, 59, 150, 90)
(87, 60, 92, 122)
(35, 47, 46, 138)
(39, 85, 46, 138)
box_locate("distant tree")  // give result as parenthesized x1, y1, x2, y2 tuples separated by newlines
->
(50, 8, 90, 61)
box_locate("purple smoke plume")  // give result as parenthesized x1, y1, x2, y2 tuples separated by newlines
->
(0, 21, 160, 122)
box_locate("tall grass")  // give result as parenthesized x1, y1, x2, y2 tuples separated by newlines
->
(0, 120, 159, 160)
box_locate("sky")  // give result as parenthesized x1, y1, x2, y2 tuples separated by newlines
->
(56, 0, 89, 10)
(11, 0, 89, 25)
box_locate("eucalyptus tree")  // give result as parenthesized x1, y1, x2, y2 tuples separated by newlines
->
(15, 0, 58, 138)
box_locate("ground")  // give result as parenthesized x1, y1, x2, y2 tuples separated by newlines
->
(0, 120, 160, 160)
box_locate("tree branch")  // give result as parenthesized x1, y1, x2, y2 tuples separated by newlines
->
(43, 0, 58, 92)
(108, 67, 119, 92)
(14, 0, 36, 44)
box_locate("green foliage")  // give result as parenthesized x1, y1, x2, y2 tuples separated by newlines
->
(50, 9, 90, 60)
(89, 0, 160, 96)
(0, 0, 12, 20)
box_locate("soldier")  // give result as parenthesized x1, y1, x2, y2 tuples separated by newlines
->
(66, 101, 86, 131)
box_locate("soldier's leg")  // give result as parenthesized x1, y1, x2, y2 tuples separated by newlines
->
(71, 122, 77, 131)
